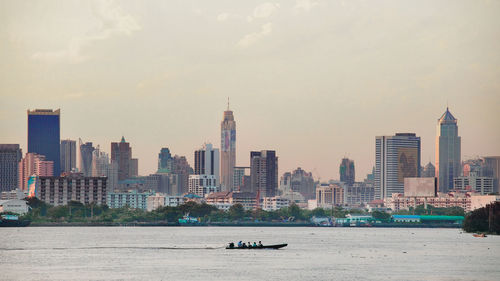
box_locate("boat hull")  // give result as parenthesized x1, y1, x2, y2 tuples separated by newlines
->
(226, 243, 287, 250)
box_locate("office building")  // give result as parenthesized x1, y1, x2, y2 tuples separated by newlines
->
(0, 144, 22, 192)
(250, 150, 278, 198)
(436, 108, 461, 192)
(454, 176, 494, 195)
(344, 182, 375, 206)
(60, 139, 76, 173)
(339, 158, 355, 186)
(18, 153, 54, 191)
(129, 158, 138, 177)
(316, 183, 344, 208)
(220, 104, 236, 191)
(171, 155, 193, 194)
(78, 140, 94, 177)
(375, 133, 421, 199)
(111, 136, 132, 181)
(483, 156, 500, 193)
(194, 143, 220, 183)
(27, 109, 60, 174)
(37, 174, 107, 206)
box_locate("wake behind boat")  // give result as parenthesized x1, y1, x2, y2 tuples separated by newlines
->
(226, 243, 287, 250)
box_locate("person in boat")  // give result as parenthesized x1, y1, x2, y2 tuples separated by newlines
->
(248, 242, 252, 248)
(242, 243, 247, 248)
(252, 242, 257, 247)
(237, 241, 243, 247)
(228, 242, 235, 249)
(258, 241, 263, 247)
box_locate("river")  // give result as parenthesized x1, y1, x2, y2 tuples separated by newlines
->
(1, 227, 499, 280)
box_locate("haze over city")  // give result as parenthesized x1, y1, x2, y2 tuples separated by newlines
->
(1, 0, 499, 181)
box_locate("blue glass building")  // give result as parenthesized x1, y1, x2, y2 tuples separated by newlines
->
(28, 109, 61, 175)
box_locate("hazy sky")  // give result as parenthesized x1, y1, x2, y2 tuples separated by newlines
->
(1, 0, 499, 181)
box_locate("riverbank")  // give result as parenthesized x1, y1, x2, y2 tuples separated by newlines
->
(29, 221, 462, 228)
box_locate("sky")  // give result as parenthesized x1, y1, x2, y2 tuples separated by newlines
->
(1, 0, 499, 182)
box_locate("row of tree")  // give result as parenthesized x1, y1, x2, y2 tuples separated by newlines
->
(15, 198, 467, 224)
(463, 202, 500, 234)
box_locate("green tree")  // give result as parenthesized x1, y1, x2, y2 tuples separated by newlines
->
(228, 204, 245, 220)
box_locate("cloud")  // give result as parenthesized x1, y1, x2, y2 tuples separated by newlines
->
(294, 0, 319, 13)
(32, 0, 140, 63)
(237, 23, 273, 47)
(253, 3, 280, 19)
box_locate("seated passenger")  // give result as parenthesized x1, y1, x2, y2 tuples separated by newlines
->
(253, 242, 257, 247)
(248, 242, 252, 248)
(237, 241, 243, 247)
(229, 242, 234, 249)
(258, 241, 263, 247)
(242, 243, 247, 248)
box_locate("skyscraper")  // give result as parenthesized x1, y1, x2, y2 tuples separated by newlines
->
(250, 150, 278, 198)
(92, 147, 118, 190)
(435, 108, 461, 192)
(60, 139, 76, 173)
(27, 109, 60, 175)
(111, 136, 132, 181)
(78, 140, 95, 177)
(158, 148, 173, 172)
(339, 158, 355, 186)
(220, 103, 236, 191)
(483, 156, 500, 193)
(0, 144, 22, 192)
(194, 143, 220, 182)
(375, 133, 421, 199)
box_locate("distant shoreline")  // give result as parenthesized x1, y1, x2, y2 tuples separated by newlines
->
(28, 222, 462, 228)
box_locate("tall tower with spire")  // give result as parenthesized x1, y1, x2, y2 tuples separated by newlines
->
(220, 99, 236, 191)
(435, 107, 461, 192)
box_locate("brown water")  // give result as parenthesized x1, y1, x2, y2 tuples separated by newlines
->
(1, 227, 499, 280)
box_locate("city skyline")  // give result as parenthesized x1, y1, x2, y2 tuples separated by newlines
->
(1, 1, 499, 181)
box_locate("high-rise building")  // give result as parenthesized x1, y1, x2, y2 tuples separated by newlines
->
(194, 143, 220, 183)
(60, 139, 76, 173)
(250, 150, 278, 198)
(436, 108, 461, 193)
(339, 158, 355, 186)
(111, 136, 132, 181)
(375, 133, 421, 199)
(27, 109, 61, 174)
(18, 153, 54, 190)
(0, 144, 22, 192)
(172, 155, 193, 194)
(220, 103, 236, 191)
(158, 148, 173, 172)
(91, 147, 118, 191)
(422, 162, 436, 178)
(280, 168, 315, 200)
(483, 156, 500, 193)
(233, 166, 250, 191)
(78, 140, 95, 177)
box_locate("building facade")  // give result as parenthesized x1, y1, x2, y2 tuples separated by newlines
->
(233, 166, 250, 191)
(106, 190, 154, 210)
(188, 174, 219, 197)
(339, 158, 355, 186)
(158, 148, 173, 172)
(422, 162, 436, 178)
(375, 133, 421, 199)
(436, 108, 461, 193)
(194, 143, 220, 183)
(60, 139, 76, 173)
(344, 182, 375, 206)
(27, 109, 60, 174)
(37, 175, 107, 206)
(453, 176, 494, 195)
(220, 105, 236, 191)
(250, 150, 278, 198)
(0, 144, 22, 192)
(316, 183, 344, 208)
(91, 148, 118, 191)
